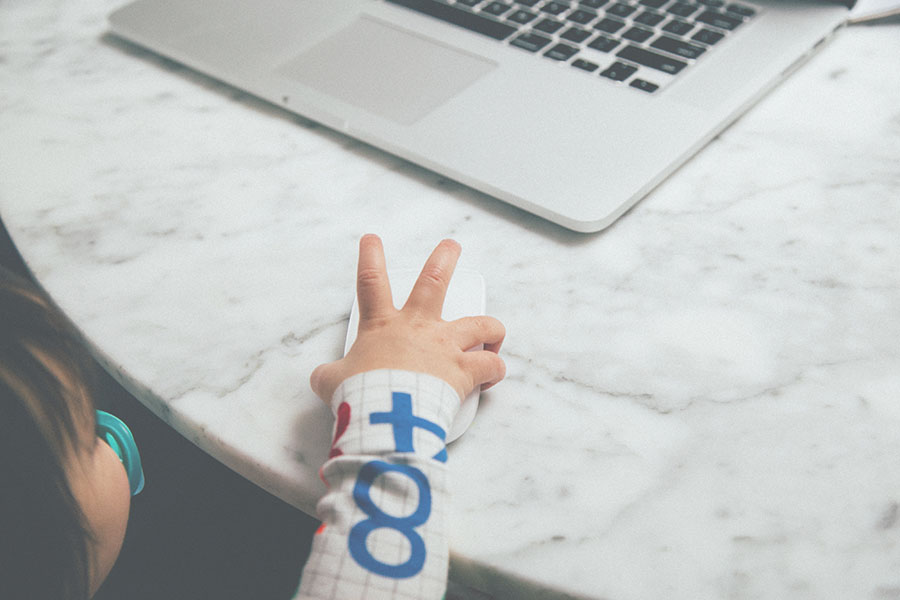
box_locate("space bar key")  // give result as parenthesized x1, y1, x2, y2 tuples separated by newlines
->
(617, 45, 688, 75)
(385, 0, 517, 40)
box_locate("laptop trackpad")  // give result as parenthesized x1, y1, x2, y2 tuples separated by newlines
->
(276, 16, 496, 125)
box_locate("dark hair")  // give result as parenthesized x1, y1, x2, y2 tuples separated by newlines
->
(0, 265, 98, 600)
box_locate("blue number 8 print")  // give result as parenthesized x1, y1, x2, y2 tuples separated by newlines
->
(349, 460, 432, 578)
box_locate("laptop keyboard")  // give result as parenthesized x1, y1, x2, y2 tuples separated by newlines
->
(385, 0, 759, 93)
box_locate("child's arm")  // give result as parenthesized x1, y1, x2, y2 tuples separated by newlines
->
(294, 235, 505, 600)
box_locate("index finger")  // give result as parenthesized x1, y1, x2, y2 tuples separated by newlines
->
(403, 239, 461, 319)
(356, 234, 394, 320)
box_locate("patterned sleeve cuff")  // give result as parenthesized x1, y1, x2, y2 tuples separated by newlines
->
(328, 370, 459, 461)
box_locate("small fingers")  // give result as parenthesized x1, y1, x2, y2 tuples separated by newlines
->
(404, 239, 461, 319)
(449, 315, 506, 353)
(459, 350, 506, 395)
(356, 234, 394, 321)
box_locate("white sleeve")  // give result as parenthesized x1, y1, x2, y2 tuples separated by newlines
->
(293, 369, 459, 600)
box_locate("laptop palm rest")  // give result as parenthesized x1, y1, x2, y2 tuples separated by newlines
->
(276, 16, 496, 126)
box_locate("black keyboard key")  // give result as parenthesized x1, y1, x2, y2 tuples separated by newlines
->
(544, 42, 580, 61)
(600, 61, 638, 81)
(638, 0, 668, 7)
(691, 27, 725, 44)
(386, 0, 517, 40)
(662, 19, 694, 36)
(695, 10, 742, 30)
(651, 35, 706, 59)
(572, 58, 600, 71)
(534, 17, 565, 33)
(630, 78, 660, 92)
(623, 26, 654, 43)
(587, 34, 620, 52)
(607, 3, 637, 18)
(515, 0, 540, 5)
(457, 0, 482, 5)
(726, 3, 756, 18)
(561, 26, 593, 43)
(581, 0, 608, 8)
(696, 0, 724, 7)
(568, 8, 598, 25)
(635, 10, 666, 27)
(617, 44, 688, 74)
(483, 2, 513, 16)
(541, 1, 570, 15)
(510, 31, 554, 51)
(594, 17, 626, 33)
(667, 2, 698, 17)
(507, 8, 538, 23)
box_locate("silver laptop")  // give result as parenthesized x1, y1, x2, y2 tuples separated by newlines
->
(108, 0, 850, 232)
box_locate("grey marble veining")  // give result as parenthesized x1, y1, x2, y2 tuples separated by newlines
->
(2, 2, 900, 598)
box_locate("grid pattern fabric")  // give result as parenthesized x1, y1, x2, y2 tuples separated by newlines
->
(293, 370, 458, 599)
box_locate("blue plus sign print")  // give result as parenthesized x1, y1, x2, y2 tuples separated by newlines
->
(370, 391, 447, 462)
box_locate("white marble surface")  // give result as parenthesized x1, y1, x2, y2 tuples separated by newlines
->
(2, 2, 900, 598)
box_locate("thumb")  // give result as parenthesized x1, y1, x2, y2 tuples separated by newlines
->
(309, 361, 339, 404)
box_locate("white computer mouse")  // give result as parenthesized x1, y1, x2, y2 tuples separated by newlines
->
(344, 268, 486, 443)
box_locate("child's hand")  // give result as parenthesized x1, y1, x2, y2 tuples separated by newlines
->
(310, 235, 506, 403)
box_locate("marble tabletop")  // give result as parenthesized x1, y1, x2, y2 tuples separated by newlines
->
(3, 2, 900, 598)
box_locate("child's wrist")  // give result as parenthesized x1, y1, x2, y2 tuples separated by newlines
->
(330, 369, 459, 449)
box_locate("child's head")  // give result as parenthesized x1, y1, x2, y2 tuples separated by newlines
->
(1, 266, 132, 599)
